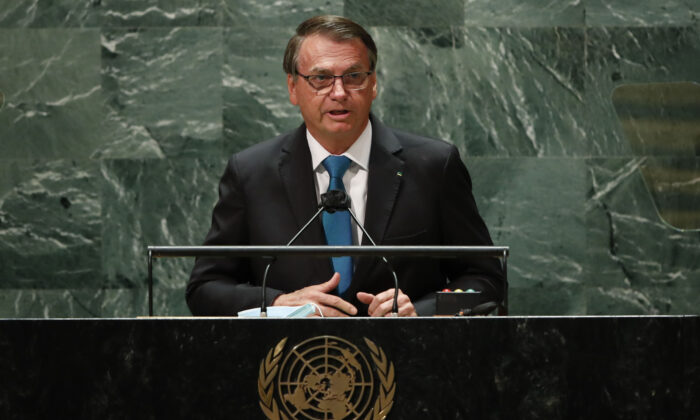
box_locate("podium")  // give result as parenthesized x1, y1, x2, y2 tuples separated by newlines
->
(1, 316, 698, 419)
(147, 245, 511, 316)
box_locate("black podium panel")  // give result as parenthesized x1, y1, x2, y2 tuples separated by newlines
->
(1, 316, 698, 419)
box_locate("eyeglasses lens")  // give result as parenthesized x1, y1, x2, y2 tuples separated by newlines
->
(310, 72, 370, 93)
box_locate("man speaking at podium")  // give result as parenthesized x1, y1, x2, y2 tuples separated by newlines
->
(187, 15, 504, 317)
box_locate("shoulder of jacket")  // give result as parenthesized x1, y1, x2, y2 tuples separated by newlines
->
(389, 127, 456, 158)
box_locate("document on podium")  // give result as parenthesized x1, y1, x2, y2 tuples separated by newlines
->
(237, 304, 317, 318)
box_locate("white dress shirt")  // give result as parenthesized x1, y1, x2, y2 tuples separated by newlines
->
(306, 121, 372, 244)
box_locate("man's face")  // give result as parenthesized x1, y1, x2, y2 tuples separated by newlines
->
(287, 34, 377, 151)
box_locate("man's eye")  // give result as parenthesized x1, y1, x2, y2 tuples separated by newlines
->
(311, 75, 331, 82)
(345, 72, 363, 80)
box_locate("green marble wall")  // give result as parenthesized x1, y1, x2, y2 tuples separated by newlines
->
(0, 1, 698, 317)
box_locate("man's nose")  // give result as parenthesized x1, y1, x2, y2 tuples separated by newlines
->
(328, 77, 348, 99)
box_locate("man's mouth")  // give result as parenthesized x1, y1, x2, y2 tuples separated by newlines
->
(328, 110, 350, 116)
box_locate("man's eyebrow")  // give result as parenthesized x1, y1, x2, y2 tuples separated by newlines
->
(344, 64, 365, 72)
(309, 63, 365, 74)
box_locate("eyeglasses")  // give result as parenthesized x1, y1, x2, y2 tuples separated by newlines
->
(297, 71, 373, 95)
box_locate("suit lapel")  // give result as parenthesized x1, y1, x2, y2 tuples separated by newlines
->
(278, 124, 334, 281)
(352, 117, 404, 289)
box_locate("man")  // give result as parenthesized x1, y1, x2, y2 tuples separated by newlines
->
(187, 15, 504, 317)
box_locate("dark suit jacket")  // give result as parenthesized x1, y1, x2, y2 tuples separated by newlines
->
(187, 116, 504, 316)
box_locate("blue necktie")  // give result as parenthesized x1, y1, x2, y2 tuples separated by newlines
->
(322, 156, 353, 295)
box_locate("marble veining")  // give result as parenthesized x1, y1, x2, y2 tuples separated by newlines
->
(0, 0, 698, 317)
(586, 158, 700, 314)
(464, 0, 584, 27)
(0, 160, 101, 289)
(0, 28, 103, 159)
(0, 317, 697, 418)
(99, 27, 223, 159)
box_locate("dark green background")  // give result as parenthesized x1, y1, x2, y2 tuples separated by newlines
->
(0, 0, 698, 317)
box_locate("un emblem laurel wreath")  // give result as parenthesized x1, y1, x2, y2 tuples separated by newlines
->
(258, 337, 395, 420)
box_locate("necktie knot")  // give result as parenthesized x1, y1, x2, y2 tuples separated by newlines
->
(322, 156, 351, 186)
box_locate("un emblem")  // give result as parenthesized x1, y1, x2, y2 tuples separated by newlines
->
(258, 336, 395, 420)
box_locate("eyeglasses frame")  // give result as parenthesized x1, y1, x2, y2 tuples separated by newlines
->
(296, 70, 374, 94)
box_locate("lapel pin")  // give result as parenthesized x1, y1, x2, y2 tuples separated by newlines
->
(396, 171, 403, 177)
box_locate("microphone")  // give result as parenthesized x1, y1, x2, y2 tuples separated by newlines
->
(457, 301, 498, 316)
(259, 190, 399, 317)
(259, 204, 325, 317)
(322, 190, 400, 316)
(320, 190, 350, 212)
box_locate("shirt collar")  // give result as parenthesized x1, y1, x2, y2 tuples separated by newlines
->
(306, 120, 372, 172)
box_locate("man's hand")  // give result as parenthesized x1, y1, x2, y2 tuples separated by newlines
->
(357, 289, 418, 317)
(272, 273, 358, 317)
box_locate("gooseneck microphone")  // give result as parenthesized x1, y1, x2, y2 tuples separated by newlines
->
(259, 205, 325, 317)
(259, 190, 399, 317)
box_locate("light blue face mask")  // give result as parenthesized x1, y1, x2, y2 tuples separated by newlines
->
(238, 303, 319, 318)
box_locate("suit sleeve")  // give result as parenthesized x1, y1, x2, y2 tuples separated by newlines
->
(413, 145, 506, 314)
(186, 155, 284, 316)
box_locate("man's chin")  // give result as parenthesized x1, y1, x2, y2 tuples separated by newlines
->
(322, 121, 355, 134)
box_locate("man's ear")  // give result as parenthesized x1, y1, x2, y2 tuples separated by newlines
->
(287, 74, 298, 105)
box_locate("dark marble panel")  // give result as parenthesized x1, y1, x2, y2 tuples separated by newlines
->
(0, 317, 697, 418)
(372, 27, 588, 157)
(585, 0, 695, 26)
(685, 316, 700, 414)
(1, 0, 698, 321)
(0, 160, 101, 289)
(0, 287, 187, 318)
(98, 27, 223, 159)
(0, 289, 123, 318)
(0, 0, 100, 27)
(0, 0, 221, 28)
(222, 0, 343, 27)
(222, 26, 303, 153)
(464, 0, 584, 27)
(370, 27, 467, 146)
(466, 157, 586, 315)
(0, 29, 103, 159)
(98, 0, 220, 27)
(100, 158, 223, 292)
(585, 158, 700, 315)
(0, 319, 158, 418)
(344, 0, 465, 27)
(584, 26, 700, 156)
(459, 27, 587, 156)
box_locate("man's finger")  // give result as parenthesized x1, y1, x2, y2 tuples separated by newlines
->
(363, 289, 417, 317)
(356, 292, 375, 305)
(375, 298, 396, 317)
(318, 304, 352, 317)
(317, 293, 357, 316)
(374, 288, 398, 302)
(366, 288, 396, 314)
(397, 303, 417, 317)
(316, 272, 341, 292)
